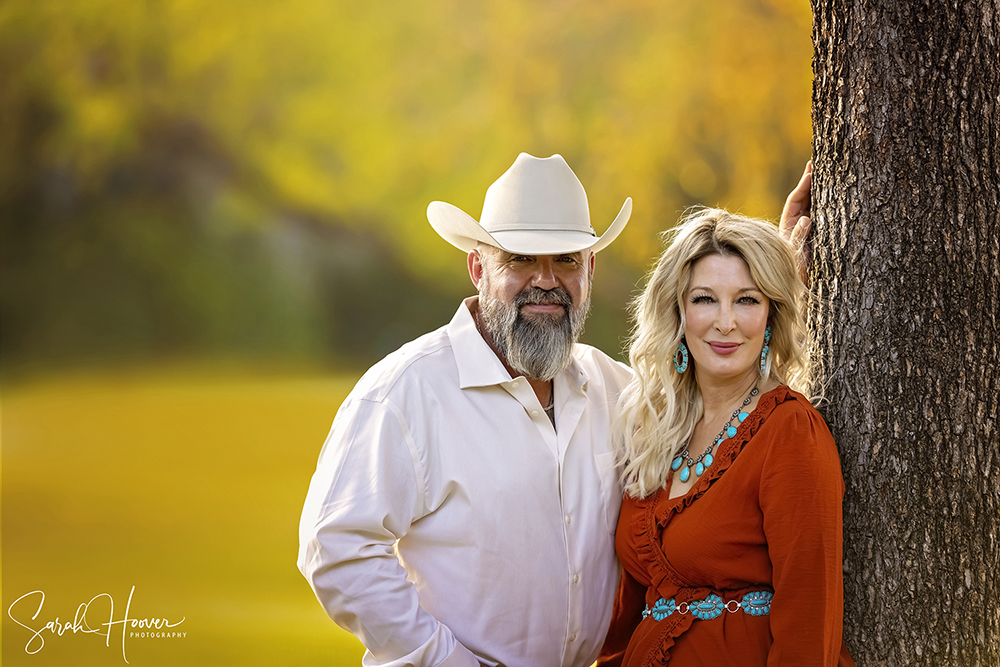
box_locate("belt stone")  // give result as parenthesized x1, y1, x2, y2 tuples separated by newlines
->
(641, 591, 773, 621)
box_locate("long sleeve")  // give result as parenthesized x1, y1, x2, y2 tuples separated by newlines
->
(297, 397, 479, 667)
(759, 406, 846, 667)
(596, 566, 646, 667)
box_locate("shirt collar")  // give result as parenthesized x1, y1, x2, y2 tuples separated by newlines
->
(448, 296, 589, 392)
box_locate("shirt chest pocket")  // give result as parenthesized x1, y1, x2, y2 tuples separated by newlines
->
(595, 451, 623, 534)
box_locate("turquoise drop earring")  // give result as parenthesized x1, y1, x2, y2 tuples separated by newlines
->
(759, 325, 772, 374)
(674, 338, 689, 373)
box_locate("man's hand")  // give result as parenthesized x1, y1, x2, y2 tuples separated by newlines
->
(780, 161, 813, 284)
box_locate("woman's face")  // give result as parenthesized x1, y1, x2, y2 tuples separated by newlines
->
(683, 253, 770, 386)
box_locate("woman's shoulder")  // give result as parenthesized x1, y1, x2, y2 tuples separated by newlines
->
(757, 385, 835, 444)
(763, 385, 822, 418)
(754, 387, 845, 491)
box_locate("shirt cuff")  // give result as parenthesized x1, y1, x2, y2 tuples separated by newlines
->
(438, 642, 481, 667)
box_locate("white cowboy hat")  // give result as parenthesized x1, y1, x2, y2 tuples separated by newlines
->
(427, 153, 632, 255)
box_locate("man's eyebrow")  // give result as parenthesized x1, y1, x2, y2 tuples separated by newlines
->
(496, 251, 583, 261)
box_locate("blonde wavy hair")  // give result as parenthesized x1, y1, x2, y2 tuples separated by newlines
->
(616, 208, 812, 498)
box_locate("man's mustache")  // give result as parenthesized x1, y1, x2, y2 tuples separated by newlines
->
(514, 287, 573, 310)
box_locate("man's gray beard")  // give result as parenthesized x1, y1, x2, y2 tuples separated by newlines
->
(479, 276, 591, 381)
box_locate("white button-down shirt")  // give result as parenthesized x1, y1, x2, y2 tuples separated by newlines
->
(298, 297, 632, 667)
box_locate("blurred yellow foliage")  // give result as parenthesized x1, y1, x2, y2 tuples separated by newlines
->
(2, 0, 812, 279)
(3, 369, 368, 665)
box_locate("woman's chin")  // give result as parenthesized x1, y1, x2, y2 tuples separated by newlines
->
(693, 361, 758, 384)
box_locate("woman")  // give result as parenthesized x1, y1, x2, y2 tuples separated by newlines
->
(598, 208, 854, 666)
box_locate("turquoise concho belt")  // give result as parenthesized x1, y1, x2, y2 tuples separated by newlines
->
(642, 591, 773, 621)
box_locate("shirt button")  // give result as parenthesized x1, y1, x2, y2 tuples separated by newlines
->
(569, 633, 577, 642)
(573, 574, 580, 584)
(531, 410, 539, 417)
(511, 381, 520, 388)
(565, 515, 571, 525)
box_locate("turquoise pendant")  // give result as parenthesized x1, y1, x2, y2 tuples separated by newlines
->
(738, 412, 749, 422)
(704, 454, 713, 468)
(679, 466, 691, 482)
(695, 462, 705, 476)
(671, 456, 683, 471)
(726, 426, 737, 438)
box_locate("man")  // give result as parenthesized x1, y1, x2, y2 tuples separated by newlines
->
(298, 153, 634, 667)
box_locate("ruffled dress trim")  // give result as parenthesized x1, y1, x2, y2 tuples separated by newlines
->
(640, 605, 693, 667)
(626, 386, 794, 666)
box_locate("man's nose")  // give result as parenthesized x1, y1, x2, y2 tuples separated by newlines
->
(530, 257, 559, 290)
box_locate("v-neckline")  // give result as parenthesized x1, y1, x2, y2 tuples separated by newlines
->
(664, 385, 786, 502)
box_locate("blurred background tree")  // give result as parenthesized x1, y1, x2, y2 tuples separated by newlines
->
(0, 0, 813, 376)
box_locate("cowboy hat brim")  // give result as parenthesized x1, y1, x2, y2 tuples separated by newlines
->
(427, 197, 632, 255)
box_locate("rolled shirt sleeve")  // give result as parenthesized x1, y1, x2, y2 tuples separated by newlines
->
(298, 396, 478, 667)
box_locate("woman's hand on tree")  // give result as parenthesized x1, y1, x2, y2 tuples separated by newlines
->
(780, 160, 813, 284)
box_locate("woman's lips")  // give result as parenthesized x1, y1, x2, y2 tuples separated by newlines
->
(707, 342, 740, 355)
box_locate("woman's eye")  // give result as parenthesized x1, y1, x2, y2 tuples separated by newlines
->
(691, 295, 714, 304)
(738, 296, 761, 305)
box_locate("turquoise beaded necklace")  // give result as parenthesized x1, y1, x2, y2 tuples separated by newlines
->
(671, 384, 759, 483)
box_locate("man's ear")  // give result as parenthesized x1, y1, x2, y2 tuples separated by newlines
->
(468, 249, 484, 290)
(589, 250, 596, 277)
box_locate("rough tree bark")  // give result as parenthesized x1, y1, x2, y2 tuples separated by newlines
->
(810, 0, 1000, 665)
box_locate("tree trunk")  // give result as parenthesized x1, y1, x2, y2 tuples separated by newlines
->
(809, 0, 1000, 664)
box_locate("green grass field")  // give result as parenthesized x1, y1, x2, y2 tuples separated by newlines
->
(3, 368, 368, 666)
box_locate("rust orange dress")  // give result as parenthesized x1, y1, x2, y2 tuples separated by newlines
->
(598, 387, 854, 667)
